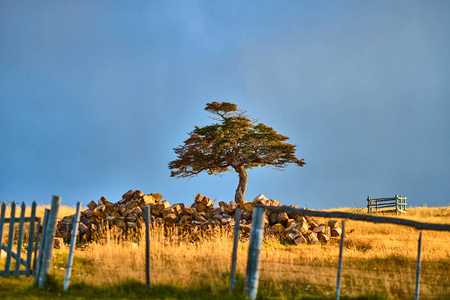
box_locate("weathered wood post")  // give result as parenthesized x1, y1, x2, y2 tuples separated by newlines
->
(395, 194, 399, 215)
(25, 202, 37, 277)
(37, 195, 61, 288)
(0, 203, 6, 261)
(34, 209, 49, 285)
(5, 202, 16, 277)
(64, 202, 82, 291)
(33, 217, 42, 274)
(14, 202, 27, 276)
(415, 232, 422, 300)
(229, 208, 241, 293)
(145, 204, 151, 291)
(336, 220, 346, 300)
(244, 206, 265, 299)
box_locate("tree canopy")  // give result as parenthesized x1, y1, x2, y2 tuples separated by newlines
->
(168, 102, 305, 203)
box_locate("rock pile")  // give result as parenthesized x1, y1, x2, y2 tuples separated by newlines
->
(56, 190, 342, 244)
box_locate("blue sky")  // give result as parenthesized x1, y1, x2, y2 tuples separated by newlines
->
(1, 1, 449, 209)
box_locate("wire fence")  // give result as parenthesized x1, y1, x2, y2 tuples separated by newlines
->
(2, 201, 449, 299)
(242, 205, 450, 299)
(257, 258, 450, 299)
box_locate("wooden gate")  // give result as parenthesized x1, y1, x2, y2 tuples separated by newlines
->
(0, 202, 41, 277)
(367, 195, 407, 215)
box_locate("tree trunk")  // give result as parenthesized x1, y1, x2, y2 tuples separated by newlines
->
(234, 165, 248, 204)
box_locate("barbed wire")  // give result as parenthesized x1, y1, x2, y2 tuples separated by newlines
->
(259, 259, 449, 276)
(259, 268, 338, 279)
(340, 285, 450, 299)
(256, 278, 449, 298)
(257, 278, 333, 289)
(342, 235, 450, 247)
(260, 275, 449, 298)
(259, 266, 448, 288)
(257, 258, 449, 293)
(260, 260, 336, 268)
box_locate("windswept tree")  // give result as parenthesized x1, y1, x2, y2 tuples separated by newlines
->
(168, 102, 306, 204)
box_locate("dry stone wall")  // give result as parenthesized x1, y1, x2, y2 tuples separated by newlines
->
(56, 190, 342, 244)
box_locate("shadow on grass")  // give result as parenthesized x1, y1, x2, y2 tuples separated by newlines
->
(0, 274, 247, 300)
(0, 274, 393, 300)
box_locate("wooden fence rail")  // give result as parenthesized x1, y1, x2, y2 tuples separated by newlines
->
(367, 194, 407, 215)
(258, 205, 449, 231)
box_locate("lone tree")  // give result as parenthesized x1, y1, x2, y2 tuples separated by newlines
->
(168, 102, 306, 204)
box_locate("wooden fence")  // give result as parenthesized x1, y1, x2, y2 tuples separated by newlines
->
(367, 194, 407, 215)
(0, 196, 61, 289)
(0, 202, 39, 277)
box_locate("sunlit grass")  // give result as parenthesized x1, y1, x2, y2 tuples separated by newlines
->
(1, 205, 449, 299)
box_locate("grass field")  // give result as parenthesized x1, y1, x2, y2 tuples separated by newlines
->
(0, 205, 449, 299)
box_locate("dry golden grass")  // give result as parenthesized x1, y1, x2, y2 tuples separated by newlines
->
(0, 203, 80, 220)
(1, 204, 449, 299)
(66, 227, 246, 288)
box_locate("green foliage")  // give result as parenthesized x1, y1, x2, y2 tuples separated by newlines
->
(169, 102, 305, 203)
(169, 101, 305, 179)
(0, 276, 249, 300)
(0, 275, 392, 300)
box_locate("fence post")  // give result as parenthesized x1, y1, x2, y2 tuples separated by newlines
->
(244, 206, 265, 300)
(26, 202, 37, 277)
(0, 203, 5, 264)
(415, 232, 422, 300)
(34, 209, 49, 285)
(336, 220, 346, 300)
(32, 217, 42, 273)
(37, 195, 61, 288)
(64, 202, 82, 291)
(395, 194, 399, 215)
(5, 202, 16, 277)
(145, 204, 151, 291)
(0, 203, 6, 261)
(14, 202, 27, 276)
(229, 208, 241, 293)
